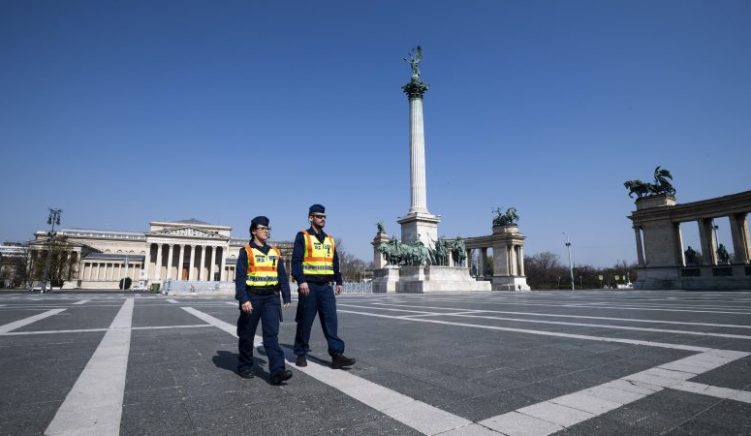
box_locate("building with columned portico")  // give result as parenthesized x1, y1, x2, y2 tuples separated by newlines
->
(28, 219, 292, 290)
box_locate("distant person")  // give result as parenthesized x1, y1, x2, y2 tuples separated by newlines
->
(235, 216, 292, 385)
(292, 204, 356, 369)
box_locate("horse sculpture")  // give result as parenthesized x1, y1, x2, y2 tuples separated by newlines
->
(625, 166, 676, 198)
(493, 207, 519, 227)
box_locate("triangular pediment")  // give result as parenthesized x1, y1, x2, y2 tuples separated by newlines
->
(152, 227, 223, 239)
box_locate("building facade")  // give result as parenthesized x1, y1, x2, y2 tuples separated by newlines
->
(28, 219, 293, 290)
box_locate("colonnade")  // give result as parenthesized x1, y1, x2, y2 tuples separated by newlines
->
(144, 242, 228, 282)
(81, 260, 143, 281)
(633, 212, 750, 268)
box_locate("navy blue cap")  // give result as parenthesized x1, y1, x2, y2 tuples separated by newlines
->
(250, 216, 269, 231)
(308, 204, 325, 215)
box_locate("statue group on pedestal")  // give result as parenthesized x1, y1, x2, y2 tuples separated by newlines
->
(377, 236, 467, 267)
(624, 166, 676, 198)
(492, 207, 519, 227)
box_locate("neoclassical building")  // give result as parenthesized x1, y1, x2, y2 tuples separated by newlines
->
(28, 219, 293, 290)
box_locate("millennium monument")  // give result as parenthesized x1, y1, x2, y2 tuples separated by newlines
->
(371, 47, 529, 292)
(626, 167, 751, 290)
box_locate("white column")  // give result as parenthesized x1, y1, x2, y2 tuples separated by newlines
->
(95, 263, 101, 280)
(143, 243, 152, 281)
(219, 247, 227, 281)
(117, 263, 122, 279)
(155, 243, 163, 280)
(166, 244, 174, 280)
(730, 213, 750, 264)
(177, 244, 185, 281)
(199, 245, 207, 281)
(518, 245, 525, 276)
(634, 227, 645, 267)
(408, 96, 429, 214)
(210, 246, 217, 281)
(188, 245, 196, 280)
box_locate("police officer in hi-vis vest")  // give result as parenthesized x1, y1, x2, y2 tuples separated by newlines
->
(292, 204, 356, 369)
(235, 216, 293, 385)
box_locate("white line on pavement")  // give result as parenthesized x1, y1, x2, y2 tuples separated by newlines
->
(45, 298, 134, 436)
(181, 307, 479, 435)
(0, 308, 66, 334)
(166, 299, 179, 304)
(1, 324, 213, 336)
(478, 349, 750, 435)
(669, 381, 751, 404)
(371, 302, 751, 330)
(73, 300, 90, 305)
(337, 309, 713, 352)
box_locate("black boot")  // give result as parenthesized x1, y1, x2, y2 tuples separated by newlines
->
(295, 355, 307, 367)
(331, 353, 356, 369)
(270, 369, 293, 385)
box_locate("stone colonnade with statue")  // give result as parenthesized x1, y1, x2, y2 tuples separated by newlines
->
(625, 167, 751, 290)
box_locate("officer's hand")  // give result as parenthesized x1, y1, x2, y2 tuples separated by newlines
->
(335, 284, 343, 295)
(241, 301, 252, 313)
(299, 282, 310, 296)
(283, 303, 290, 309)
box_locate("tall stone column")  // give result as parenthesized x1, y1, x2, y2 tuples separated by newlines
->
(188, 245, 196, 281)
(166, 244, 174, 280)
(143, 243, 151, 282)
(199, 245, 207, 281)
(398, 73, 440, 246)
(729, 213, 750, 264)
(698, 219, 716, 265)
(177, 245, 185, 281)
(155, 243, 163, 280)
(633, 227, 645, 266)
(219, 247, 227, 282)
(210, 246, 217, 281)
(518, 245, 525, 276)
(479, 248, 488, 277)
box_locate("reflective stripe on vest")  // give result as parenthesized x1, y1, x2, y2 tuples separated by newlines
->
(302, 230, 335, 276)
(245, 244, 281, 287)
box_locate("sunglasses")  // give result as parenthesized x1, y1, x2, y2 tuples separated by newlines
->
(311, 214, 327, 219)
(256, 226, 272, 231)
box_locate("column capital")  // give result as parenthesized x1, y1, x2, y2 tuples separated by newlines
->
(402, 79, 429, 99)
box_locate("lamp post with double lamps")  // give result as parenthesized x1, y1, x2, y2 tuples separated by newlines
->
(40, 208, 62, 293)
(563, 232, 575, 291)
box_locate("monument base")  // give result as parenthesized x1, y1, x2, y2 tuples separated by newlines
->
(386, 265, 491, 293)
(492, 275, 531, 291)
(398, 212, 440, 247)
(372, 265, 400, 293)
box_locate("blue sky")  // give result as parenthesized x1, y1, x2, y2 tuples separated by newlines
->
(1, 0, 749, 267)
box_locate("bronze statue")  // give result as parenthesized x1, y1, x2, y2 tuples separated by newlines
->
(717, 243, 730, 265)
(684, 245, 697, 265)
(493, 207, 519, 226)
(624, 166, 676, 198)
(403, 46, 422, 80)
(376, 221, 386, 235)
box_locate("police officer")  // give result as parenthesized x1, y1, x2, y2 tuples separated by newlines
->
(236, 216, 293, 385)
(292, 204, 356, 369)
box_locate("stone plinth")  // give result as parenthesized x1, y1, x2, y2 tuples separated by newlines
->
(372, 266, 400, 293)
(491, 224, 530, 291)
(372, 232, 390, 269)
(395, 265, 491, 293)
(398, 212, 440, 247)
(635, 194, 676, 210)
(492, 276, 531, 291)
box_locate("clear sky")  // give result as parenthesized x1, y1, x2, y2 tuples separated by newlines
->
(1, 1, 749, 267)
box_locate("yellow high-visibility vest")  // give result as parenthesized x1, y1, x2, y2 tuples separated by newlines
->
(244, 244, 281, 287)
(301, 230, 335, 276)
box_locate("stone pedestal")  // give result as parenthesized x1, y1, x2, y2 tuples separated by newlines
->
(372, 266, 400, 293)
(491, 225, 530, 291)
(398, 212, 440, 247)
(372, 232, 390, 269)
(396, 265, 491, 293)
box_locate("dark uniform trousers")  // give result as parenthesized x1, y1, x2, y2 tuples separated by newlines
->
(237, 292, 284, 375)
(293, 281, 345, 357)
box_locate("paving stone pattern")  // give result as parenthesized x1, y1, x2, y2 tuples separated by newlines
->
(1, 290, 751, 435)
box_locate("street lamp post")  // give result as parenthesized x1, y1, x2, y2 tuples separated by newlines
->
(40, 208, 62, 293)
(564, 232, 575, 291)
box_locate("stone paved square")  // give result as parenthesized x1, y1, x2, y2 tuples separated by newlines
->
(1, 289, 751, 435)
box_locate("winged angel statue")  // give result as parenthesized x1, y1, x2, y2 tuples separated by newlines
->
(403, 46, 422, 80)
